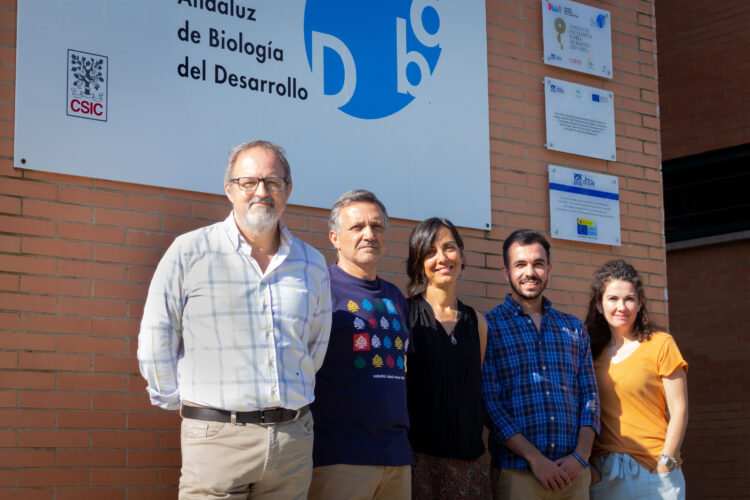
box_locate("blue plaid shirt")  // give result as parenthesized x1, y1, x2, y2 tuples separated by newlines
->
(482, 294, 599, 470)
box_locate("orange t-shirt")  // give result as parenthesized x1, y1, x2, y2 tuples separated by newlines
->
(591, 331, 688, 471)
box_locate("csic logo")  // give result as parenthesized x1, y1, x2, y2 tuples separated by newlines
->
(304, 0, 442, 119)
(67, 49, 108, 122)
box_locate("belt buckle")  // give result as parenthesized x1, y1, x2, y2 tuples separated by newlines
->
(259, 407, 280, 426)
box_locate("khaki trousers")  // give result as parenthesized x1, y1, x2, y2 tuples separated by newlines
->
(308, 464, 411, 500)
(179, 411, 314, 500)
(491, 466, 591, 500)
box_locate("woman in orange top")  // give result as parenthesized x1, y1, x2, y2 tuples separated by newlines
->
(585, 259, 688, 500)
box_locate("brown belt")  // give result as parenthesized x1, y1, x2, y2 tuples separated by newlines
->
(182, 405, 307, 425)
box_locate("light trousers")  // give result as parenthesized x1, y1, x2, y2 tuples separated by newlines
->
(179, 411, 314, 500)
(590, 453, 685, 500)
(308, 463, 411, 500)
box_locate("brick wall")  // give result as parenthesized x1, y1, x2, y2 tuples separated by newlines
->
(1, 0, 666, 497)
(656, 0, 750, 161)
(666, 240, 750, 499)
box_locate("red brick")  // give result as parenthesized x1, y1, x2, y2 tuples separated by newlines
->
(92, 318, 139, 337)
(58, 222, 127, 244)
(18, 390, 90, 409)
(0, 449, 54, 467)
(22, 237, 93, 259)
(58, 260, 127, 281)
(0, 254, 57, 275)
(93, 282, 147, 301)
(20, 314, 91, 335)
(128, 449, 181, 467)
(0, 409, 55, 428)
(0, 214, 56, 237)
(95, 208, 160, 231)
(23, 199, 93, 223)
(0, 490, 53, 500)
(20, 275, 91, 297)
(57, 449, 127, 467)
(126, 230, 175, 249)
(93, 393, 152, 411)
(161, 216, 209, 235)
(91, 468, 159, 486)
(92, 431, 159, 449)
(58, 411, 127, 430)
(56, 488, 125, 500)
(0, 351, 16, 369)
(19, 352, 90, 372)
(0, 469, 14, 487)
(0, 372, 55, 390)
(127, 194, 191, 216)
(58, 373, 127, 392)
(93, 245, 160, 266)
(58, 336, 127, 355)
(18, 469, 89, 487)
(128, 412, 180, 430)
(18, 430, 89, 448)
(93, 356, 139, 374)
(58, 297, 128, 318)
(59, 186, 128, 209)
(126, 487, 179, 500)
(0, 389, 15, 407)
(0, 193, 20, 214)
(0, 234, 20, 252)
(0, 292, 55, 313)
(0, 178, 57, 200)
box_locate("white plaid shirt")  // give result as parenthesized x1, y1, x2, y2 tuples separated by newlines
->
(138, 214, 332, 411)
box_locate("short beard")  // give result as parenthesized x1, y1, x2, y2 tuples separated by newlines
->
(509, 277, 546, 300)
(237, 196, 278, 235)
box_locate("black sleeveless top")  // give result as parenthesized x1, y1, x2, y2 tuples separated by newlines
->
(406, 294, 485, 460)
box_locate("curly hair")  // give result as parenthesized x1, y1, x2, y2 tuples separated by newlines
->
(406, 217, 464, 297)
(585, 259, 659, 359)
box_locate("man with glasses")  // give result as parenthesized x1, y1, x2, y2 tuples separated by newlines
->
(138, 140, 332, 499)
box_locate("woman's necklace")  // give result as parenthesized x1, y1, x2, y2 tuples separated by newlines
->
(424, 296, 459, 345)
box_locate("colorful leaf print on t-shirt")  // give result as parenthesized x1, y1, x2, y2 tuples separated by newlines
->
(353, 317, 366, 330)
(353, 333, 370, 351)
(373, 354, 384, 368)
(380, 317, 390, 329)
(354, 356, 366, 369)
(383, 298, 398, 314)
(347, 300, 359, 313)
(375, 299, 385, 312)
(383, 336, 392, 349)
(392, 318, 402, 331)
(386, 355, 395, 368)
(362, 299, 373, 311)
(371, 334, 382, 348)
(368, 316, 378, 329)
(395, 336, 403, 350)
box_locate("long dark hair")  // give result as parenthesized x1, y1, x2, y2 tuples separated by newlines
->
(585, 259, 659, 359)
(406, 218, 464, 297)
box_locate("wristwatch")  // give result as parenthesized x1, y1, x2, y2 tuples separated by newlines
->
(658, 454, 677, 471)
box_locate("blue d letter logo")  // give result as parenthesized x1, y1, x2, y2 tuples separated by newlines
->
(304, 0, 442, 120)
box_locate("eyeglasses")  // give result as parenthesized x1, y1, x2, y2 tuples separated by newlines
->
(229, 176, 289, 193)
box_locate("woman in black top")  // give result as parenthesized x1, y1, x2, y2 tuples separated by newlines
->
(406, 217, 490, 499)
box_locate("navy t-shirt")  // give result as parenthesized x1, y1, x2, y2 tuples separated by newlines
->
(311, 263, 413, 467)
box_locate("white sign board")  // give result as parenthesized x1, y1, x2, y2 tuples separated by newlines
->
(541, 0, 612, 79)
(15, 1, 491, 229)
(545, 77, 615, 161)
(549, 165, 620, 246)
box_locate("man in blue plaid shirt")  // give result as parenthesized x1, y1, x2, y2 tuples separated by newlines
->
(482, 229, 600, 499)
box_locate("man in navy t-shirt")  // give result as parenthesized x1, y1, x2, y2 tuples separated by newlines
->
(309, 190, 413, 500)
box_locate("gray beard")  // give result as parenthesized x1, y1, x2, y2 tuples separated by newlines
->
(238, 198, 278, 235)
